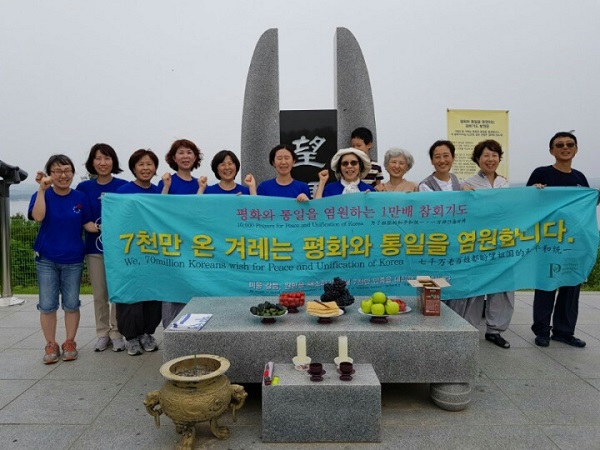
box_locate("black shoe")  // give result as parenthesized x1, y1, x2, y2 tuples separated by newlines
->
(535, 336, 550, 347)
(485, 333, 510, 349)
(551, 335, 586, 348)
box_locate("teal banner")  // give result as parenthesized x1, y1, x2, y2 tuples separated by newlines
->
(102, 188, 599, 304)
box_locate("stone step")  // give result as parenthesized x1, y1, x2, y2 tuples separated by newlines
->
(261, 363, 381, 443)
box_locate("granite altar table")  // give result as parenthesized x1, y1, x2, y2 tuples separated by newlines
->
(163, 297, 478, 410)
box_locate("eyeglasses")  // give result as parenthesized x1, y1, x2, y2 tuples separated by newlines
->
(554, 142, 576, 149)
(341, 160, 359, 167)
(50, 169, 73, 176)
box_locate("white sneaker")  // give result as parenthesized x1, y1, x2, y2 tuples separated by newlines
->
(140, 334, 158, 352)
(111, 337, 126, 352)
(126, 338, 142, 356)
(94, 336, 110, 352)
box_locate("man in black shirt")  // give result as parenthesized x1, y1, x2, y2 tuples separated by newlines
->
(526, 131, 591, 348)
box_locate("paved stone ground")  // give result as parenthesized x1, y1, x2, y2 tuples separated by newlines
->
(0, 292, 599, 449)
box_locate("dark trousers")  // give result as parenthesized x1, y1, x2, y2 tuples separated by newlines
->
(116, 301, 162, 340)
(531, 285, 580, 338)
(162, 302, 186, 329)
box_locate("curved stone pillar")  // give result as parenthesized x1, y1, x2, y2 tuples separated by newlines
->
(240, 29, 280, 185)
(334, 27, 377, 159)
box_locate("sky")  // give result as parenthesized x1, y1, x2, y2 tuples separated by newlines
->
(1, 0, 600, 189)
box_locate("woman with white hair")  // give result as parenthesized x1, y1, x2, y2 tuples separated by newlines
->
(376, 147, 418, 192)
(314, 148, 375, 198)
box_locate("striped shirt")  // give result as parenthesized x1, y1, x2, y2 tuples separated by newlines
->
(462, 171, 509, 189)
(362, 161, 384, 186)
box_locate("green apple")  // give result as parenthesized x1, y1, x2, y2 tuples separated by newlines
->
(385, 300, 400, 315)
(371, 303, 385, 315)
(372, 291, 387, 304)
(361, 299, 373, 314)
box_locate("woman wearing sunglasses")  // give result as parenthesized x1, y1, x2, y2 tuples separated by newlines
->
(314, 148, 375, 198)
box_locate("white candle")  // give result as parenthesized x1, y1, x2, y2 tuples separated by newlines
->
(297, 335, 307, 358)
(338, 336, 348, 359)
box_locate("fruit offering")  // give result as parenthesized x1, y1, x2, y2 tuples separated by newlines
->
(389, 298, 407, 312)
(279, 292, 305, 312)
(250, 301, 287, 317)
(321, 277, 355, 308)
(307, 300, 340, 317)
(361, 292, 403, 315)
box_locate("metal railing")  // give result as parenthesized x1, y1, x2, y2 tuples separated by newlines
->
(3, 215, 90, 292)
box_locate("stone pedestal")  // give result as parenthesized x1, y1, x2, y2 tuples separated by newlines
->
(164, 296, 477, 411)
(430, 382, 471, 411)
(261, 363, 380, 443)
(163, 297, 478, 387)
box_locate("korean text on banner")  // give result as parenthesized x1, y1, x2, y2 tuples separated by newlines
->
(102, 188, 599, 304)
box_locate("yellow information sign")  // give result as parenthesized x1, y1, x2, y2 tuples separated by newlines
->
(447, 109, 509, 180)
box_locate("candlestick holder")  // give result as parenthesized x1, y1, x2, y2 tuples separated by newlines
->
(308, 363, 325, 382)
(339, 362, 354, 381)
(292, 356, 311, 371)
(333, 356, 353, 369)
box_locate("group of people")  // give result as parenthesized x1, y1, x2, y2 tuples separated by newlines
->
(29, 128, 593, 364)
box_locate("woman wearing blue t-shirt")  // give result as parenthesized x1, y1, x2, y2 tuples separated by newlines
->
(158, 138, 203, 195)
(29, 154, 97, 364)
(76, 143, 128, 353)
(157, 139, 203, 327)
(115, 149, 162, 356)
(314, 147, 375, 198)
(257, 145, 311, 201)
(199, 150, 256, 195)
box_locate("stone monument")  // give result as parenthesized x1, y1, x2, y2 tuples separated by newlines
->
(241, 27, 377, 187)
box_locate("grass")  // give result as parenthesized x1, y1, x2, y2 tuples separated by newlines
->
(11, 285, 93, 295)
(582, 284, 600, 291)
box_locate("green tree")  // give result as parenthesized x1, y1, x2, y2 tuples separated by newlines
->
(8, 214, 91, 291)
(583, 245, 600, 290)
(9, 214, 38, 289)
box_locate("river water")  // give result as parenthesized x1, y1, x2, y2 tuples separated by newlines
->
(8, 200, 30, 217)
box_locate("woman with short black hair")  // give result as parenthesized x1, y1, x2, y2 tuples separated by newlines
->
(29, 154, 97, 364)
